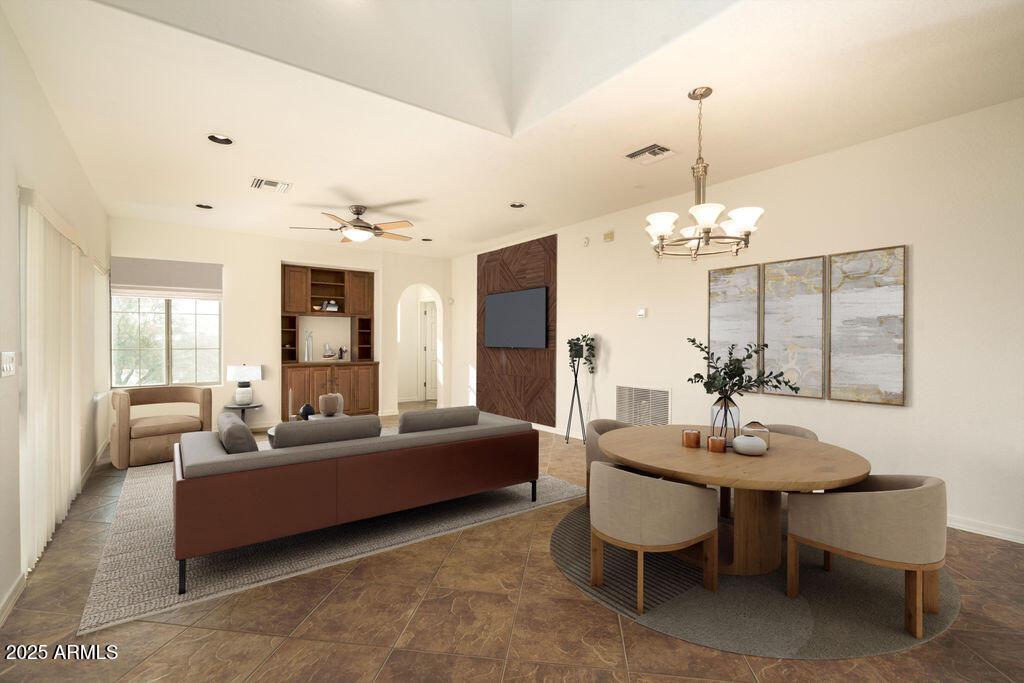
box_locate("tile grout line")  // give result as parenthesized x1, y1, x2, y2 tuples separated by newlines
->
(951, 633, 1015, 683)
(617, 613, 631, 675)
(499, 523, 536, 681)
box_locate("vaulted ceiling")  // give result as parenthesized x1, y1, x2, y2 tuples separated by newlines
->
(4, 0, 1023, 256)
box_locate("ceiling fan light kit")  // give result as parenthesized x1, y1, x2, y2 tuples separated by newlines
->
(645, 87, 763, 260)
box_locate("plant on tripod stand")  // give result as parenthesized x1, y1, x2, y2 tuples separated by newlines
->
(566, 334, 597, 374)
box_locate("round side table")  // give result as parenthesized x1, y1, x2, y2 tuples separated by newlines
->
(223, 402, 263, 423)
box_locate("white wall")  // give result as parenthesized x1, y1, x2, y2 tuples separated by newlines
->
(111, 219, 452, 425)
(0, 8, 109, 615)
(451, 99, 1024, 541)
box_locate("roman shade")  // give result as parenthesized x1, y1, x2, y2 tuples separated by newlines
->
(110, 256, 222, 297)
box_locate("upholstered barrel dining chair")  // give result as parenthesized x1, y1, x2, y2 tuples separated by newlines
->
(589, 462, 718, 614)
(787, 475, 947, 638)
(584, 419, 630, 505)
(767, 424, 819, 441)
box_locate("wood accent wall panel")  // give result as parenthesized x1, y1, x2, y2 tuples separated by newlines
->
(476, 235, 557, 426)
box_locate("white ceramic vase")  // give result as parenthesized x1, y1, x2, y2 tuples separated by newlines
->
(732, 434, 767, 456)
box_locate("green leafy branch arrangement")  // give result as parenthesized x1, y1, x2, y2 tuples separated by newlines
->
(567, 334, 597, 374)
(685, 337, 798, 398)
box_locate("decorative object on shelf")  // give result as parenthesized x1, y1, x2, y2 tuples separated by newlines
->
(226, 364, 262, 405)
(644, 86, 763, 260)
(829, 246, 906, 405)
(707, 435, 726, 453)
(564, 334, 597, 444)
(313, 304, 322, 311)
(732, 434, 768, 456)
(298, 403, 315, 420)
(763, 256, 826, 398)
(686, 337, 798, 444)
(709, 264, 760, 362)
(741, 421, 770, 449)
(322, 342, 335, 359)
(304, 331, 314, 362)
(683, 429, 701, 448)
(323, 299, 340, 312)
(319, 393, 343, 417)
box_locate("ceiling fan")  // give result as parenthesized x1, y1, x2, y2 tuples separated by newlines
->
(290, 205, 413, 243)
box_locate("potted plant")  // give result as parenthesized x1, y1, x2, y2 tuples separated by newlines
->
(685, 337, 798, 443)
(566, 334, 597, 374)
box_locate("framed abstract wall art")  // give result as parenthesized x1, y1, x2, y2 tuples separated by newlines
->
(761, 256, 826, 398)
(708, 264, 760, 363)
(827, 245, 906, 405)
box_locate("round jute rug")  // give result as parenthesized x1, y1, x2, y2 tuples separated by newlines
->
(550, 505, 960, 659)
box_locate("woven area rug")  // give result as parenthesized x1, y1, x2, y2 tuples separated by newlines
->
(79, 463, 583, 634)
(550, 505, 960, 660)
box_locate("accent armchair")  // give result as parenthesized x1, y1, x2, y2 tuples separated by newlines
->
(110, 386, 213, 469)
(590, 462, 718, 614)
(787, 475, 947, 638)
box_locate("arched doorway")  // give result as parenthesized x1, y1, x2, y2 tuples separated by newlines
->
(396, 284, 444, 409)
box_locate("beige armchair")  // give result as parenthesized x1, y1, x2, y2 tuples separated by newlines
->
(585, 419, 629, 505)
(768, 424, 819, 441)
(787, 475, 947, 638)
(590, 462, 718, 613)
(110, 386, 212, 469)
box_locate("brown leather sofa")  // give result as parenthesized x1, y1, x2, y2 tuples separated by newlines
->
(110, 386, 212, 469)
(173, 409, 538, 593)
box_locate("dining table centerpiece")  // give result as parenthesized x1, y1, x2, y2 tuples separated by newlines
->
(686, 337, 799, 444)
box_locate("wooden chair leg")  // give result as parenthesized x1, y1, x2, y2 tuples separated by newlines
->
(702, 530, 718, 592)
(905, 569, 924, 638)
(636, 550, 645, 614)
(823, 550, 832, 571)
(719, 486, 731, 518)
(590, 530, 604, 587)
(923, 569, 940, 614)
(787, 535, 800, 598)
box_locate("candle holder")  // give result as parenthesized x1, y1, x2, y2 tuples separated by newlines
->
(682, 430, 701, 448)
(708, 435, 726, 453)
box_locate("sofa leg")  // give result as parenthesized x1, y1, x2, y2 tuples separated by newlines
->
(531, 480, 537, 502)
(178, 559, 186, 595)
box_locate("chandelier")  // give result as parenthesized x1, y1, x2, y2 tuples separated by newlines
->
(645, 87, 763, 260)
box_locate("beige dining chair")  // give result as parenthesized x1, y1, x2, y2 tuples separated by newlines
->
(787, 475, 947, 638)
(767, 424, 819, 441)
(585, 419, 630, 505)
(589, 462, 719, 614)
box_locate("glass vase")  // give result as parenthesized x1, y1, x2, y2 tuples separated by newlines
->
(710, 396, 740, 445)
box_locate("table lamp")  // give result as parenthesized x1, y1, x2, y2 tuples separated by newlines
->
(226, 364, 262, 405)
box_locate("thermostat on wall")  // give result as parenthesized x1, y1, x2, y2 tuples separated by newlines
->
(636, 308, 648, 319)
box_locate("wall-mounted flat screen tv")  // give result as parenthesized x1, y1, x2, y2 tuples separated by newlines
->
(484, 287, 547, 349)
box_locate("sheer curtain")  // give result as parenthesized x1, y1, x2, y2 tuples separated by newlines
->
(18, 203, 83, 572)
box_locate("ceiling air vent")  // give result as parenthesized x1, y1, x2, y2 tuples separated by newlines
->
(625, 144, 675, 166)
(250, 177, 292, 193)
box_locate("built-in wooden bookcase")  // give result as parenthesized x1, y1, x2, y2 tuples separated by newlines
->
(281, 315, 298, 363)
(353, 316, 373, 361)
(309, 267, 346, 313)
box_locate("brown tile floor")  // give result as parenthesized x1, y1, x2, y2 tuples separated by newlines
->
(2, 406, 1022, 681)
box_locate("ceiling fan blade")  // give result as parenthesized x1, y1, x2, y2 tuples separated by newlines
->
(290, 226, 336, 230)
(322, 212, 355, 227)
(374, 220, 413, 231)
(378, 232, 413, 241)
(339, 236, 352, 243)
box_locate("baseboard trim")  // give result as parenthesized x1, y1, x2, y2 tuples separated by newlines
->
(948, 515, 1024, 544)
(0, 573, 27, 629)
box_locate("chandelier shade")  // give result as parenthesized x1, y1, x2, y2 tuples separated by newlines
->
(688, 203, 725, 227)
(645, 211, 678, 238)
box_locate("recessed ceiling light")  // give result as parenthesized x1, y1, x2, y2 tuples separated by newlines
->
(421, 238, 433, 242)
(510, 202, 526, 209)
(207, 134, 233, 145)
(195, 203, 213, 209)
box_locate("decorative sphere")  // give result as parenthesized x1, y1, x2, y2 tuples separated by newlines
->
(298, 403, 315, 420)
(732, 434, 767, 456)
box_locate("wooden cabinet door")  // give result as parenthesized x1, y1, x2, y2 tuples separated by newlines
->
(332, 366, 354, 415)
(282, 266, 310, 314)
(310, 366, 332, 409)
(344, 271, 373, 316)
(353, 364, 377, 414)
(282, 367, 309, 419)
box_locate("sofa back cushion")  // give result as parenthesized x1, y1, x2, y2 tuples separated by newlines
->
(399, 406, 480, 434)
(271, 414, 381, 449)
(217, 412, 258, 454)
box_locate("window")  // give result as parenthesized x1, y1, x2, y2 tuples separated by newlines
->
(111, 295, 221, 387)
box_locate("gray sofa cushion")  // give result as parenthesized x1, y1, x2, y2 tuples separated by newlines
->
(398, 406, 480, 434)
(217, 412, 257, 454)
(270, 414, 381, 449)
(180, 411, 531, 479)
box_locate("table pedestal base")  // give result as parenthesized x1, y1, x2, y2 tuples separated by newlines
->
(675, 489, 782, 576)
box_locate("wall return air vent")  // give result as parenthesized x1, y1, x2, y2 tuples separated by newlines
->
(615, 386, 671, 426)
(625, 144, 675, 166)
(251, 177, 292, 193)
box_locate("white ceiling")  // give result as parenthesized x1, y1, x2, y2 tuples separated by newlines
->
(4, 0, 1023, 258)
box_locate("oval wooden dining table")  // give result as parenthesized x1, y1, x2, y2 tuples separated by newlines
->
(598, 425, 871, 576)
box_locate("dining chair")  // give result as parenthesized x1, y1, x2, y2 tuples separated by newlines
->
(786, 475, 947, 638)
(589, 461, 719, 614)
(767, 424, 819, 441)
(585, 419, 630, 505)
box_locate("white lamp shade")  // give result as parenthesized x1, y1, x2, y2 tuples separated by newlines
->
(688, 203, 725, 227)
(727, 206, 764, 232)
(227, 365, 262, 382)
(720, 219, 742, 237)
(645, 211, 678, 238)
(342, 227, 374, 242)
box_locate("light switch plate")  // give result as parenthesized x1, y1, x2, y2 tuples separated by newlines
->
(1, 351, 14, 378)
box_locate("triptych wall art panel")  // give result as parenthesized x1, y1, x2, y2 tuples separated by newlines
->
(707, 246, 906, 406)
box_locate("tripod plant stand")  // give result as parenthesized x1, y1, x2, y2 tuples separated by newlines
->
(565, 354, 586, 444)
